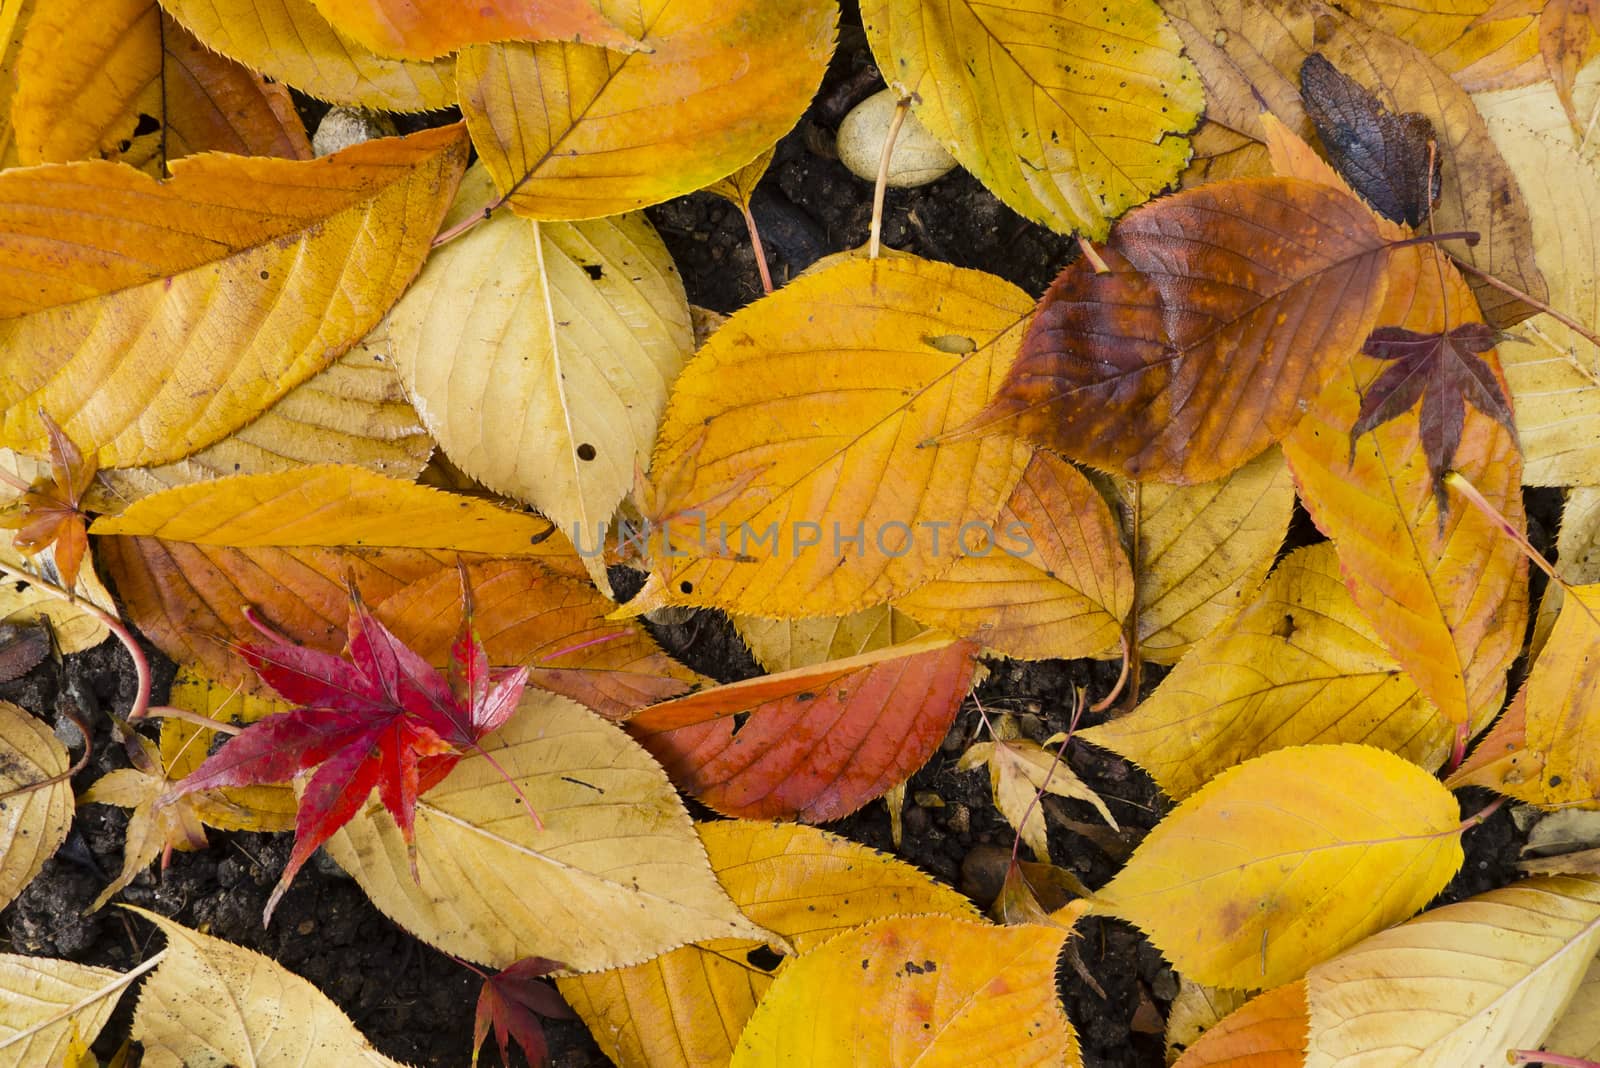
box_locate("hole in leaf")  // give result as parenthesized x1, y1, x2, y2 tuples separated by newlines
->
(576, 443, 597, 461)
(582, 264, 604, 280)
(730, 711, 751, 735)
(746, 946, 783, 971)
(679, 581, 694, 594)
(132, 112, 161, 137)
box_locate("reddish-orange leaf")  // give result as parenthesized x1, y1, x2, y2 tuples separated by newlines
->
(964, 177, 1393, 483)
(1171, 980, 1308, 1068)
(309, 0, 639, 60)
(470, 957, 572, 1068)
(0, 412, 96, 589)
(374, 560, 697, 720)
(626, 637, 979, 822)
(1283, 244, 1527, 731)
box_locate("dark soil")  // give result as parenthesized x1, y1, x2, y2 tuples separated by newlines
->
(0, 9, 1542, 1068)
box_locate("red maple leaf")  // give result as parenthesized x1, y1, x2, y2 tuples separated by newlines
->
(1349, 322, 1517, 512)
(0, 412, 97, 590)
(169, 584, 529, 923)
(469, 957, 574, 1068)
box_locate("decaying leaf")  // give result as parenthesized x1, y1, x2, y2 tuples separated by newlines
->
(559, 821, 978, 1068)
(0, 126, 468, 467)
(622, 255, 1034, 618)
(1165, 980, 1249, 1064)
(1082, 543, 1451, 800)
(1305, 875, 1600, 1066)
(628, 637, 979, 822)
(958, 715, 1115, 863)
(0, 954, 136, 1067)
(129, 909, 407, 1067)
(1093, 744, 1465, 988)
(969, 178, 1394, 483)
(325, 690, 771, 972)
(458, 0, 835, 220)
(859, 0, 1202, 239)
(730, 914, 1080, 1067)
(0, 701, 71, 912)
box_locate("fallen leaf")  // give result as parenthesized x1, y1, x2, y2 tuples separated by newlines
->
(309, 0, 637, 60)
(859, 0, 1202, 239)
(958, 716, 1115, 863)
(0, 954, 133, 1066)
(128, 909, 408, 1067)
(11, 0, 309, 171)
(1532, 487, 1600, 658)
(704, 147, 774, 211)
(1172, 980, 1308, 1068)
(0, 125, 468, 467)
(627, 637, 979, 821)
(0, 701, 71, 912)
(0, 413, 93, 589)
(159, 0, 454, 110)
(1283, 244, 1528, 732)
(1164, 0, 1549, 326)
(91, 465, 585, 695)
(1081, 543, 1452, 800)
(622, 255, 1034, 618)
(968, 177, 1394, 482)
(1131, 449, 1297, 663)
(325, 689, 771, 971)
(0, 0, 37, 168)
(1543, 953, 1600, 1059)
(558, 821, 978, 1068)
(457, 0, 835, 220)
(733, 607, 924, 674)
(1093, 743, 1466, 988)
(1165, 979, 1249, 1064)
(1305, 875, 1600, 1065)
(470, 957, 571, 1068)
(733, 914, 1080, 1066)
(384, 166, 693, 590)
(898, 448, 1133, 661)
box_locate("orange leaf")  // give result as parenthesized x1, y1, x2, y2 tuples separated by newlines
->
(374, 560, 697, 720)
(11, 0, 309, 172)
(627, 637, 978, 821)
(1282, 244, 1528, 730)
(1173, 980, 1309, 1068)
(308, 0, 639, 59)
(968, 178, 1393, 483)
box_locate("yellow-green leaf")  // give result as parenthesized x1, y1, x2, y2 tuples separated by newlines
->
(860, 0, 1202, 239)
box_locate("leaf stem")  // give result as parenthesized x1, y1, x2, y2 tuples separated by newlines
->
(1443, 472, 1561, 586)
(138, 705, 243, 736)
(0, 560, 153, 721)
(1386, 229, 1479, 249)
(1458, 793, 1506, 831)
(868, 96, 911, 260)
(1448, 256, 1600, 350)
(432, 196, 505, 249)
(739, 201, 774, 295)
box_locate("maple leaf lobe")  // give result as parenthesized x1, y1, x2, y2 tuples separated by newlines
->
(1350, 323, 1516, 511)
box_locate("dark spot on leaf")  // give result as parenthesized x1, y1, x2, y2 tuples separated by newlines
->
(583, 264, 604, 280)
(132, 112, 161, 137)
(796, 691, 816, 702)
(576, 443, 597, 461)
(679, 581, 694, 594)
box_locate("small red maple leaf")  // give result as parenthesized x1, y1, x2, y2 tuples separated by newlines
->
(0, 412, 97, 590)
(169, 581, 529, 924)
(469, 957, 574, 1068)
(1349, 323, 1517, 513)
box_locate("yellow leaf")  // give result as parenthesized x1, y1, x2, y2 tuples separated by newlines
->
(1305, 875, 1600, 1066)
(1163, 0, 1548, 326)
(307, 0, 639, 60)
(0, 954, 136, 1067)
(558, 821, 978, 1068)
(1473, 62, 1600, 150)
(1477, 112, 1600, 486)
(0, 546, 109, 654)
(0, 701, 70, 912)
(0, 126, 468, 468)
(730, 915, 1081, 1067)
(1533, 486, 1600, 659)
(384, 166, 693, 589)
(1133, 449, 1296, 664)
(457, 0, 835, 220)
(959, 715, 1115, 863)
(88, 345, 433, 509)
(1546, 953, 1600, 1060)
(159, 0, 454, 110)
(128, 909, 407, 1067)
(860, 0, 1202, 239)
(624, 255, 1034, 618)
(1338, 0, 1542, 92)
(11, 0, 309, 171)
(704, 147, 775, 211)
(91, 465, 587, 693)
(1093, 744, 1465, 989)
(1081, 543, 1455, 800)
(734, 607, 924, 673)
(1283, 245, 1527, 730)
(0, 0, 37, 168)
(324, 690, 770, 972)
(1171, 980, 1308, 1068)
(1164, 979, 1249, 1064)
(899, 448, 1133, 661)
